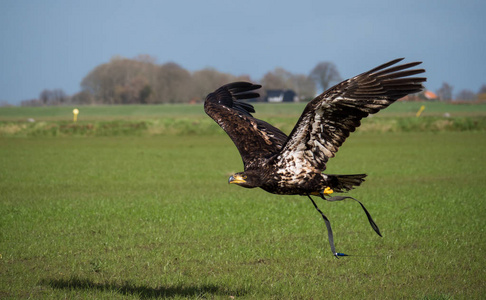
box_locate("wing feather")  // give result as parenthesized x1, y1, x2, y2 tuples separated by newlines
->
(204, 82, 288, 169)
(277, 58, 426, 171)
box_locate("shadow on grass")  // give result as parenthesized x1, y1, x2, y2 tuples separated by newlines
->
(42, 276, 246, 299)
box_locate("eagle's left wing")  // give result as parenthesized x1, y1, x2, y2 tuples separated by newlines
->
(204, 82, 288, 169)
(277, 58, 426, 171)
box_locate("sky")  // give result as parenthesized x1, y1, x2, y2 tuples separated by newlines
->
(1, 0, 485, 105)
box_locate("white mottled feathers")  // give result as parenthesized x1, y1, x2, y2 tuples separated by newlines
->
(276, 58, 425, 172)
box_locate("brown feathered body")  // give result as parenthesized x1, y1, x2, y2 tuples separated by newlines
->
(204, 58, 426, 196)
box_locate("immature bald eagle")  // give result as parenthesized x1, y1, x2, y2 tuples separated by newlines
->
(204, 58, 426, 257)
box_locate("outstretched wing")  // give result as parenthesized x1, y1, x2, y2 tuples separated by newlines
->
(277, 58, 426, 171)
(204, 82, 288, 169)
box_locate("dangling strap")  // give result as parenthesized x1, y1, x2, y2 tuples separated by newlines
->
(307, 195, 348, 258)
(323, 195, 382, 237)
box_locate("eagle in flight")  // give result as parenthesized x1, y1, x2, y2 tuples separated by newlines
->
(204, 58, 426, 257)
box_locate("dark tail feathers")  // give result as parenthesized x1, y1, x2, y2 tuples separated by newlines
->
(329, 174, 367, 192)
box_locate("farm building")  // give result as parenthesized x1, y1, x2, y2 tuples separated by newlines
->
(400, 90, 438, 101)
(265, 90, 298, 102)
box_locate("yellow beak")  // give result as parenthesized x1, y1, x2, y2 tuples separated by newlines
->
(228, 174, 247, 184)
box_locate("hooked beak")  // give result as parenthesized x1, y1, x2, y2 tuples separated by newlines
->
(228, 174, 246, 184)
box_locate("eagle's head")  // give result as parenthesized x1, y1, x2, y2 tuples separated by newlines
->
(228, 171, 260, 188)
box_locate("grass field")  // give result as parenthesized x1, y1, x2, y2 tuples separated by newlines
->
(1, 103, 485, 299)
(1, 101, 486, 121)
(1, 102, 486, 137)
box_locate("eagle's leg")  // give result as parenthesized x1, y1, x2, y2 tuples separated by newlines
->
(307, 194, 347, 258)
(318, 193, 382, 238)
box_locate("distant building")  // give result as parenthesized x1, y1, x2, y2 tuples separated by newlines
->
(424, 90, 437, 100)
(265, 90, 298, 102)
(400, 90, 438, 101)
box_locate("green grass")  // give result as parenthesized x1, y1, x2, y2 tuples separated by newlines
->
(1, 132, 485, 299)
(1, 102, 486, 137)
(1, 102, 486, 121)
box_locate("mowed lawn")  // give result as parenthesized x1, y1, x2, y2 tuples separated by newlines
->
(2, 101, 486, 122)
(1, 131, 485, 299)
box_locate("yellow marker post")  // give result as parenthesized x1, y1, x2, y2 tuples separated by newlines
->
(73, 108, 79, 122)
(416, 105, 425, 117)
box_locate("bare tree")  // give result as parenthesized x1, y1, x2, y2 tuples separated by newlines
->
(436, 82, 453, 101)
(114, 75, 151, 104)
(261, 68, 316, 100)
(290, 74, 316, 100)
(38, 89, 68, 105)
(39, 89, 50, 105)
(478, 84, 486, 94)
(81, 56, 158, 104)
(134, 54, 157, 64)
(456, 89, 476, 101)
(309, 62, 341, 92)
(0, 100, 14, 107)
(477, 84, 486, 102)
(261, 67, 293, 90)
(192, 68, 240, 100)
(52, 89, 68, 105)
(156, 62, 192, 103)
(21, 99, 42, 106)
(71, 91, 95, 105)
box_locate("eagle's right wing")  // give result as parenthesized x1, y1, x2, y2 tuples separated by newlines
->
(204, 82, 288, 169)
(276, 58, 426, 172)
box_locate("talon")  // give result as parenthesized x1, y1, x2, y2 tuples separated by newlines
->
(323, 187, 333, 195)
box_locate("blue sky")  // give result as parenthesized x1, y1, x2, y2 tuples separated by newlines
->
(1, 0, 485, 105)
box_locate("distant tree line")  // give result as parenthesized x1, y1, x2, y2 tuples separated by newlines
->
(20, 89, 69, 106)
(18, 55, 486, 106)
(20, 55, 345, 106)
(436, 82, 486, 102)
